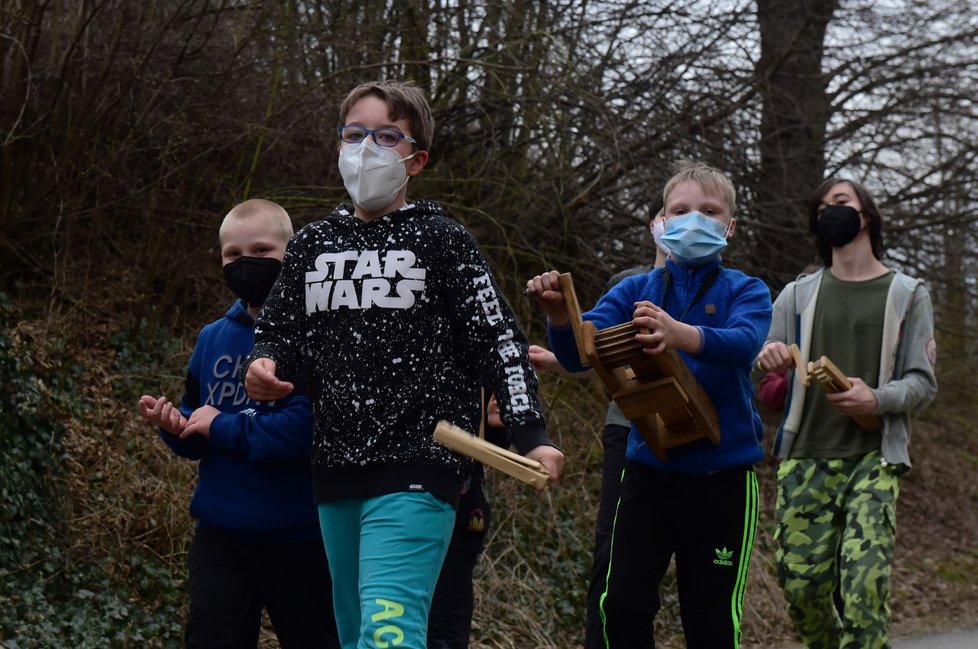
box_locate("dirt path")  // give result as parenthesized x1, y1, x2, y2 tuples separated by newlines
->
(771, 626, 978, 649)
(893, 626, 978, 648)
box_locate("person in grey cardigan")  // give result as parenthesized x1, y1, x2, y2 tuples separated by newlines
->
(755, 177, 937, 649)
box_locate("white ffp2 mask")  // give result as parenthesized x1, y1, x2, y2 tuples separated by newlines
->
(338, 138, 414, 212)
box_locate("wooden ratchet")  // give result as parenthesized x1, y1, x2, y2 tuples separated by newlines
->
(433, 420, 550, 490)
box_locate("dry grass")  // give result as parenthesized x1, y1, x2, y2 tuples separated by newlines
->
(16, 302, 978, 648)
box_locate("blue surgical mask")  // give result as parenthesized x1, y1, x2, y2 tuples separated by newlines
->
(651, 218, 671, 255)
(660, 212, 731, 266)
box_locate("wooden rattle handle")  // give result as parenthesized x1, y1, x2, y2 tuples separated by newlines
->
(433, 421, 550, 490)
(808, 356, 882, 433)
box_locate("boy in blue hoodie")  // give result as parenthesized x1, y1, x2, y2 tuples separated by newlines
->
(527, 163, 772, 648)
(138, 199, 338, 649)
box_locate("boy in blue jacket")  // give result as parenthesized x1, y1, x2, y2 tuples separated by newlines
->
(527, 163, 772, 648)
(138, 199, 338, 649)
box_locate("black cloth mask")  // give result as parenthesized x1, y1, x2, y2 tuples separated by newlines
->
(223, 256, 282, 307)
(817, 204, 862, 248)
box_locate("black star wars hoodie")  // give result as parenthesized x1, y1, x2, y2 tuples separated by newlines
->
(247, 201, 552, 504)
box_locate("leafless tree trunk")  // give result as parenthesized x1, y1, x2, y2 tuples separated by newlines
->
(754, 0, 839, 288)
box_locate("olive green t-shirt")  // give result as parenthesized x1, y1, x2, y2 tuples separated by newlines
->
(791, 270, 893, 458)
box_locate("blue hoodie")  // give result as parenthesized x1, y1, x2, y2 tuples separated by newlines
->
(160, 300, 319, 542)
(549, 258, 772, 474)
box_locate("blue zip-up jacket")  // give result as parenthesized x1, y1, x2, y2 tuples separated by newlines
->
(160, 300, 320, 542)
(549, 258, 772, 474)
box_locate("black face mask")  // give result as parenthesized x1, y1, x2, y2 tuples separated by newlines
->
(817, 204, 862, 248)
(223, 256, 282, 307)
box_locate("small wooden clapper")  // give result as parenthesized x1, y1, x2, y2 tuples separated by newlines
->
(433, 420, 550, 490)
(787, 343, 808, 386)
(557, 273, 721, 462)
(807, 355, 883, 432)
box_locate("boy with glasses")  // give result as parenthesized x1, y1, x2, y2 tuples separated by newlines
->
(244, 80, 563, 649)
(528, 163, 771, 648)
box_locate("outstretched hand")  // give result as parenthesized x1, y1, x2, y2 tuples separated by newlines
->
(245, 358, 293, 401)
(138, 394, 187, 436)
(528, 344, 567, 375)
(525, 271, 570, 326)
(181, 405, 220, 439)
(755, 341, 794, 373)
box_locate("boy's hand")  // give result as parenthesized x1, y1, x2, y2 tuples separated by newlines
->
(138, 395, 187, 436)
(245, 358, 293, 401)
(528, 344, 567, 375)
(755, 341, 794, 373)
(526, 271, 570, 326)
(632, 301, 701, 355)
(525, 445, 565, 485)
(827, 377, 878, 416)
(181, 405, 220, 439)
(486, 394, 503, 428)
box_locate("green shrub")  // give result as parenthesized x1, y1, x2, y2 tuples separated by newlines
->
(0, 294, 185, 648)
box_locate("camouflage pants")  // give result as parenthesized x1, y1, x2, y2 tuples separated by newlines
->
(775, 451, 899, 649)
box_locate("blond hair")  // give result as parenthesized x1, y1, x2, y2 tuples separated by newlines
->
(219, 199, 293, 245)
(338, 80, 434, 152)
(662, 162, 736, 215)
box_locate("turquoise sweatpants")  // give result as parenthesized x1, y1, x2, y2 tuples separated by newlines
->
(319, 493, 455, 649)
